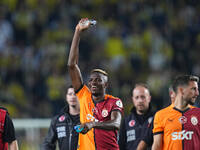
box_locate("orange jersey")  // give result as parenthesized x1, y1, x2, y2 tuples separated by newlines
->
(76, 85, 123, 150)
(153, 104, 200, 150)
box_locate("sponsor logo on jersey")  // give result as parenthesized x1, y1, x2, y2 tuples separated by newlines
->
(56, 126, 66, 138)
(171, 130, 194, 140)
(86, 114, 99, 122)
(102, 109, 108, 117)
(116, 100, 123, 108)
(179, 116, 187, 124)
(191, 116, 198, 125)
(129, 120, 136, 127)
(59, 115, 65, 122)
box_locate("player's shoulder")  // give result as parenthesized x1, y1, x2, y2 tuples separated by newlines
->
(189, 107, 200, 112)
(0, 106, 8, 113)
(76, 84, 89, 93)
(76, 85, 91, 100)
(105, 94, 123, 108)
(106, 95, 122, 104)
(106, 94, 121, 101)
(155, 105, 172, 117)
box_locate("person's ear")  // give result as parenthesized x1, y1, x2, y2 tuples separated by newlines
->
(149, 95, 151, 102)
(104, 82, 108, 88)
(178, 86, 184, 95)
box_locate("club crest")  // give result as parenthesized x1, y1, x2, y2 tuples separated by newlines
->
(116, 100, 123, 108)
(59, 115, 65, 122)
(129, 120, 136, 127)
(102, 109, 108, 117)
(191, 116, 198, 126)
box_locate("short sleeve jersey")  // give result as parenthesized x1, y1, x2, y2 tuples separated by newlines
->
(153, 104, 200, 150)
(76, 85, 123, 150)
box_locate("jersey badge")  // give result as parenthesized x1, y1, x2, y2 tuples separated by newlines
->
(59, 115, 65, 122)
(116, 100, 123, 108)
(191, 116, 198, 125)
(179, 116, 187, 124)
(102, 109, 108, 117)
(129, 120, 136, 127)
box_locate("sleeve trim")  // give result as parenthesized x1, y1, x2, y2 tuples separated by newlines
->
(75, 84, 84, 93)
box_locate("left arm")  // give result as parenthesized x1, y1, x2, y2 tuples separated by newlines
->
(81, 110, 122, 134)
(9, 140, 19, 150)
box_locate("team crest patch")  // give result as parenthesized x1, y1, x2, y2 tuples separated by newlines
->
(191, 116, 198, 125)
(179, 116, 187, 124)
(102, 109, 108, 117)
(129, 120, 135, 127)
(59, 115, 65, 122)
(116, 100, 123, 108)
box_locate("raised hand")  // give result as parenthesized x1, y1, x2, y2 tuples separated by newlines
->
(76, 18, 91, 32)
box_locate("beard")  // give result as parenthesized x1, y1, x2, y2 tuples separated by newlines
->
(188, 99, 195, 105)
(185, 97, 196, 105)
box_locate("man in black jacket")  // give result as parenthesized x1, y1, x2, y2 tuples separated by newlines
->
(42, 86, 80, 150)
(119, 83, 154, 150)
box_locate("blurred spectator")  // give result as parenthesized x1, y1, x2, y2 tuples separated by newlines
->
(0, 0, 200, 118)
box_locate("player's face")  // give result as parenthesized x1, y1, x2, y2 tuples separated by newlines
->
(132, 86, 151, 114)
(88, 73, 107, 96)
(66, 88, 79, 107)
(183, 81, 199, 105)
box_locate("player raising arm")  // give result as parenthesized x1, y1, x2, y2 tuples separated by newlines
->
(68, 18, 124, 150)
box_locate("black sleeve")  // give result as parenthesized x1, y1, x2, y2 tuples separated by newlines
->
(3, 113, 16, 143)
(42, 118, 57, 150)
(142, 119, 154, 146)
(118, 118, 126, 150)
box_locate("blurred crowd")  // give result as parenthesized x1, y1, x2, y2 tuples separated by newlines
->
(0, 0, 200, 118)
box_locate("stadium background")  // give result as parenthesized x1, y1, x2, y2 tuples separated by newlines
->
(0, 0, 200, 149)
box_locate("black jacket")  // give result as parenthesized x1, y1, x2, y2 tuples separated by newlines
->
(42, 106, 80, 150)
(119, 107, 154, 150)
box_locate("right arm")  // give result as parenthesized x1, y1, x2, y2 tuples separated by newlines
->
(68, 18, 91, 91)
(152, 134, 162, 150)
(152, 112, 163, 150)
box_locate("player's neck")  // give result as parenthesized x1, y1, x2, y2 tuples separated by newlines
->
(174, 97, 189, 111)
(69, 105, 80, 115)
(92, 94, 105, 102)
